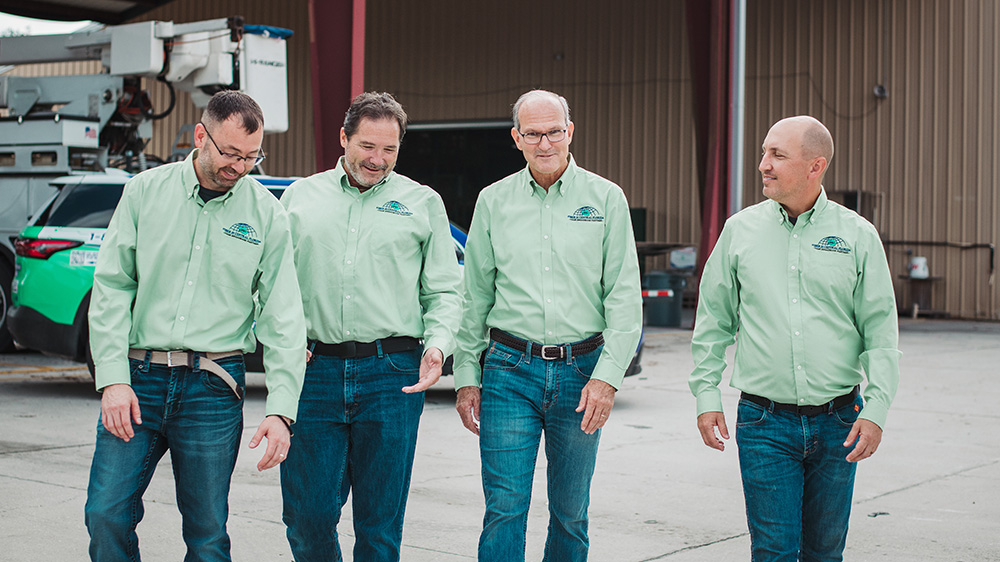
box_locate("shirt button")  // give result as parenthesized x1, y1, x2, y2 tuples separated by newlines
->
(187, 281, 193, 286)
(790, 266, 796, 270)
(195, 245, 201, 250)
(547, 298, 552, 303)
(179, 316, 185, 321)
(346, 260, 352, 265)
(796, 365, 802, 370)
(345, 330, 350, 335)
(345, 295, 351, 299)
(544, 235, 549, 240)
(548, 331, 553, 335)
(545, 205, 550, 209)
(800, 398, 805, 403)
(795, 331, 800, 336)
(351, 228, 356, 233)
(792, 298, 798, 303)
(793, 234, 798, 239)
(203, 211, 208, 215)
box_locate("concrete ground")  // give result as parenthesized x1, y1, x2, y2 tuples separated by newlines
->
(1, 318, 998, 561)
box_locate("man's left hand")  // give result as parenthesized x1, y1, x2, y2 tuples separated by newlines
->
(249, 415, 292, 471)
(403, 347, 443, 393)
(576, 379, 616, 434)
(844, 418, 882, 462)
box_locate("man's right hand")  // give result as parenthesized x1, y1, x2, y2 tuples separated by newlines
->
(456, 386, 481, 436)
(697, 411, 729, 451)
(101, 384, 142, 442)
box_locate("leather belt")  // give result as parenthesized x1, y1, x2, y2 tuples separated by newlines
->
(489, 329, 604, 361)
(310, 336, 420, 359)
(128, 349, 243, 399)
(741, 386, 859, 417)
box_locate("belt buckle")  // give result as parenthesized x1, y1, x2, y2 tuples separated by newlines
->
(540, 345, 563, 360)
(166, 351, 185, 367)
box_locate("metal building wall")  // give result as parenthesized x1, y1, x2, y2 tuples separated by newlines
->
(131, 0, 315, 177)
(364, 0, 702, 251)
(744, 0, 999, 319)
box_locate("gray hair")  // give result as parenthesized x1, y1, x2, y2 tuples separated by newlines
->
(512, 90, 571, 130)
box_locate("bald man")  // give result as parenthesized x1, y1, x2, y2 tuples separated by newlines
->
(690, 116, 900, 561)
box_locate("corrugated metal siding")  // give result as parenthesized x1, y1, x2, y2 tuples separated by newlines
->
(128, 0, 315, 177)
(745, 0, 999, 319)
(365, 0, 701, 254)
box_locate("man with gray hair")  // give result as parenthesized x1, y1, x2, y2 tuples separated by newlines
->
(691, 115, 900, 560)
(454, 89, 642, 561)
(280, 92, 462, 561)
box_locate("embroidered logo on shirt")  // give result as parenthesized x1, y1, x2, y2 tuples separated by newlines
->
(223, 222, 261, 245)
(568, 206, 604, 222)
(377, 200, 413, 216)
(812, 236, 851, 254)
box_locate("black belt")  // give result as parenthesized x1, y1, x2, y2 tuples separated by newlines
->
(741, 386, 859, 417)
(489, 329, 603, 361)
(310, 337, 420, 359)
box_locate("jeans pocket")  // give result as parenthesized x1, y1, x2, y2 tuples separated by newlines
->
(199, 356, 246, 398)
(736, 399, 768, 427)
(570, 347, 603, 379)
(484, 345, 523, 372)
(385, 348, 421, 373)
(832, 396, 863, 427)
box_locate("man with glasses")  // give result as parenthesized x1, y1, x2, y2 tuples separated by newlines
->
(85, 90, 305, 561)
(454, 89, 642, 561)
(278, 92, 462, 561)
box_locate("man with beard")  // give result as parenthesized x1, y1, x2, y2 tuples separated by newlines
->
(279, 92, 462, 561)
(85, 90, 306, 561)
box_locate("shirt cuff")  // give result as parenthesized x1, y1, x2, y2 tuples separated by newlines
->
(95, 358, 133, 391)
(453, 363, 481, 389)
(859, 400, 889, 429)
(695, 389, 725, 417)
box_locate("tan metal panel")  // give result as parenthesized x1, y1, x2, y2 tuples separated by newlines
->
(745, 0, 999, 319)
(365, 0, 701, 268)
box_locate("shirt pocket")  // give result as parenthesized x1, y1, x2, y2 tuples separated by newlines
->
(555, 219, 604, 270)
(211, 232, 263, 292)
(370, 214, 424, 260)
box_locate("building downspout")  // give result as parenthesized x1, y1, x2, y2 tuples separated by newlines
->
(729, 0, 746, 217)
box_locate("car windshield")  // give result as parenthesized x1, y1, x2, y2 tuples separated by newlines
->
(46, 183, 125, 228)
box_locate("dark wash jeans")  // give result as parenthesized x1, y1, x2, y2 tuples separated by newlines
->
(477, 340, 604, 562)
(85, 355, 246, 562)
(736, 393, 864, 562)
(280, 348, 424, 562)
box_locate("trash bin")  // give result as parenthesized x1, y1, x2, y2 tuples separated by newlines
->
(643, 270, 687, 327)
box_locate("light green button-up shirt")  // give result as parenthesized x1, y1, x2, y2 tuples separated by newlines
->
(690, 190, 901, 428)
(454, 156, 643, 390)
(280, 159, 462, 355)
(89, 150, 306, 420)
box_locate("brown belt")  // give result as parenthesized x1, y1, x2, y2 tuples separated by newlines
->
(128, 349, 243, 399)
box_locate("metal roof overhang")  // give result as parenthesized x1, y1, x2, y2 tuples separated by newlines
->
(0, 0, 174, 25)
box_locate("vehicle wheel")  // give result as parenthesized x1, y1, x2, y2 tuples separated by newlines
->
(0, 258, 15, 353)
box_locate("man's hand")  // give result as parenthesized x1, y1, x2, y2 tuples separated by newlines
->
(248, 415, 291, 471)
(697, 411, 729, 451)
(101, 384, 142, 442)
(456, 386, 481, 435)
(844, 418, 882, 462)
(403, 347, 444, 393)
(576, 379, 616, 434)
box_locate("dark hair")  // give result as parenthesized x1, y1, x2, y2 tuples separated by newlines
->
(343, 92, 408, 141)
(201, 90, 264, 134)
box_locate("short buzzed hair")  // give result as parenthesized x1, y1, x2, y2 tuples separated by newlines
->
(343, 92, 408, 141)
(512, 90, 571, 131)
(797, 117, 835, 163)
(202, 90, 264, 134)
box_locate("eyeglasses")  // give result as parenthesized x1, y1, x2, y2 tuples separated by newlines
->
(518, 128, 568, 145)
(200, 123, 266, 166)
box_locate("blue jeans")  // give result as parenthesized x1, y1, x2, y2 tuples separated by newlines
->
(85, 355, 246, 562)
(736, 393, 864, 562)
(477, 340, 603, 562)
(280, 348, 424, 562)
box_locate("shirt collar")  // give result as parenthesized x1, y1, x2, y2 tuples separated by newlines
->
(522, 154, 578, 197)
(335, 156, 392, 195)
(771, 187, 830, 226)
(183, 148, 241, 204)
